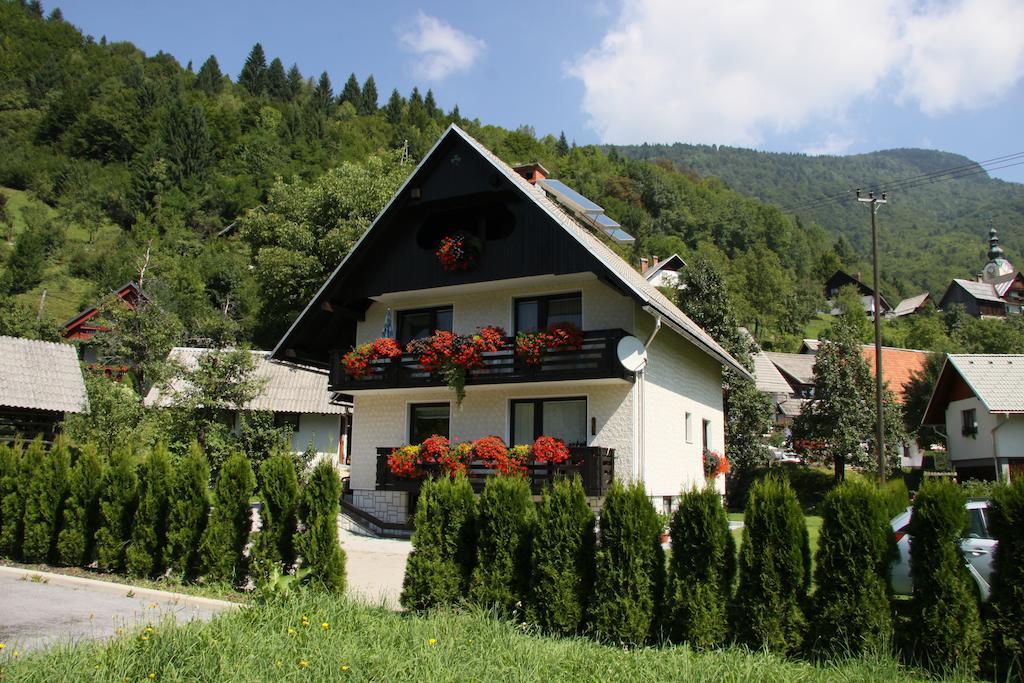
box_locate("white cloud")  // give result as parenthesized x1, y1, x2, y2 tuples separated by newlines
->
(802, 133, 857, 156)
(570, 0, 1024, 145)
(398, 12, 485, 81)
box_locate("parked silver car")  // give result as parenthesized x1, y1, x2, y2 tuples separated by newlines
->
(889, 499, 996, 602)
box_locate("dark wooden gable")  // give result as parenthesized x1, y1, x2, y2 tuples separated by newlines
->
(276, 130, 629, 366)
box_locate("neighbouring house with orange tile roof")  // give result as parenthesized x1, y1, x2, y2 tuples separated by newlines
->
(860, 346, 930, 404)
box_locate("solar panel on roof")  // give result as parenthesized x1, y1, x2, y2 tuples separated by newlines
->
(594, 213, 620, 229)
(537, 179, 604, 216)
(607, 229, 636, 244)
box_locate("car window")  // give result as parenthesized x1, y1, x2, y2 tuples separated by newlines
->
(966, 508, 990, 539)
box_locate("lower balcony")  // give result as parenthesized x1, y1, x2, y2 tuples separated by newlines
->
(374, 446, 614, 497)
(329, 328, 633, 392)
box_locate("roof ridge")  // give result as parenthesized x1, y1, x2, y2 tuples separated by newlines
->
(0, 335, 75, 351)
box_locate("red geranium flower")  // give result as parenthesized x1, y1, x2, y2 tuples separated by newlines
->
(532, 435, 570, 464)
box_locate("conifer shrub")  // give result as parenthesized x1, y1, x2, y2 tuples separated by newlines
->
(527, 476, 595, 635)
(732, 476, 808, 654)
(810, 479, 892, 659)
(0, 440, 27, 559)
(297, 459, 346, 592)
(400, 474, 477, 611)
(57, 444, 105, 566)
(21, 437, 70, 563)
(664, 486, 733, 648)
(253, 451, 300, 579)
(879, 479, 911, 519)
(587, 481, 664, 645)
(200, 451, 256, 586)
(907, 477, 981, 676)
(984, 480, 1024, 671)
(94, 446, 139, 572)
(165, 442, 210, 579)
(468, 474, 534, 615)
(126, 443, 173, 578)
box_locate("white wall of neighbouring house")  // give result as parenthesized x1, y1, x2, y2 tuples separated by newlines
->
(995, 417, 1024, 463)
(347, 381, 634, 493)
(233, 411, 342, 461)
(945, 396, 997, 464)
(355, 275, 634, 343)
(637, 312, 726, 500)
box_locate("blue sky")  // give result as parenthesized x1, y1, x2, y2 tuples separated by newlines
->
(56, 0, 1024, 183)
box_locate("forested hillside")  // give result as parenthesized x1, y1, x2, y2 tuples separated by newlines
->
(4, 0, 1001, 358)
(610, 143, 1024, 298)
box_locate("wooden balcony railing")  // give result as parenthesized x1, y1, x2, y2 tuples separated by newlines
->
(374, 446, 614, 497)
(329, 329, 634, 392)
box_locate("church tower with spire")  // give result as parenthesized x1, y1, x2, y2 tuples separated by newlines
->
(982, 225, 1014, 283)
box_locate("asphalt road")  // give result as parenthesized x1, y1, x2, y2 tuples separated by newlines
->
(0, 572, 228, 653)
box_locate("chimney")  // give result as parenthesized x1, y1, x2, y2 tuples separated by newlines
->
(512, 162, 549, 185)
(640, 257, 649, 273)
(652, 255, 660, 268)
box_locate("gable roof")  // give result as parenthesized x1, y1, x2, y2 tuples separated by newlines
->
(62, 281, 148, 341)
(145, 348, 348, 415)
(753, 351, 793, 395)
(945, 278, 1004, 304)
(764, 352, 816, 386)
(891, 292, 930, 317)
(643, 254, 686, 281)
(923, 354, 1024, 423)
(860, 346, 929, 403)
(0, 336, 88, 414)
(272, 125, 749, 379)
(825, 270, 892, 310)
(993, 271, 1023, 297)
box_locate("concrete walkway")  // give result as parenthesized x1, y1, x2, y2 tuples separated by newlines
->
(340, 527, 411, 608)
(0, 567, 236, 653)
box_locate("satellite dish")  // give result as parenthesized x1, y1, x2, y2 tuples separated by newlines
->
(616, 336, 648, 372)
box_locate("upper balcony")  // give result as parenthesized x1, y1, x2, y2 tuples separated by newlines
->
(328, 328, 634, 392)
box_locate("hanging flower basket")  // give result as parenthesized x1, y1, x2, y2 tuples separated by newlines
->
(532, 436, 570, 464)
(341, 337, 403, 378)
(515, 322, 585, 366)
(407, 326, 506, 405)
(703, 450, 729, 479)
(387, 435, 474, 479)
(435, 234, 480, 272)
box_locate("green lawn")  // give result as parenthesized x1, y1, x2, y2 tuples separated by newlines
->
(0, 594, 924, 682)
(803, 313, 834, 340)
(730, 514, 824, 581)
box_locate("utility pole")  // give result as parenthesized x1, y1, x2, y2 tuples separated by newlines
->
(857, 189, 888, 484)
(36, 289, 47, 320)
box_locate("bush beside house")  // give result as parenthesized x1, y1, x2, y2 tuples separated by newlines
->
(468, 474, 534, 615)
(126, 443, 172, 578)
(200, 452, 256, 586)
(57, 444, 105, 566)
(20, 438, 70, 564)
(297, 460, 346, 593)
(94, 446, 139, 572)
(164, 442, 210, 578)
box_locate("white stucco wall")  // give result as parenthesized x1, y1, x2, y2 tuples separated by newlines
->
(348, 380, 633, 492)
(232, 411, 342, 460)
(637, 313, 725, 499)
(355, 274, 634, 344)
(945, 397, 998, 464)
(995, 417, 1024, 460)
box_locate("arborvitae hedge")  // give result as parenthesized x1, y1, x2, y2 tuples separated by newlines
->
(810, 479, 892, 658)
(468, 474, 534, 615)
(907, 477, 981, 676)
(0, 440, 27, 558)
(400, 474, 477, 611)
(984, 480, 1024, 670)
(57, 444, 105, 566)
(165, 442, 210, 579)
(94, 446, 139, 572)
(879, 479, 911, 519)
(587, 481, 664, 645)
(527, 476, 595, 636)
(253, 452, 300, 579)
(665, 486, 734, 648)
(732, 476, 808, 654)
(297, 460, 346, 592)
(21, 438, 70, 564)
(126, 443, 173, 578)
(200, 451, 256, 586)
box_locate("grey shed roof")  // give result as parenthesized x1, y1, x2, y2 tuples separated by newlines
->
(754, 351, 793, 395)
(145, 348, 348, 414)
(891, 292, 930, 317)
(764, 352, 817, 386)
(947, 355, 1024, 413)
(951, 279, 1004, 304)
(0, 336, 88, 413)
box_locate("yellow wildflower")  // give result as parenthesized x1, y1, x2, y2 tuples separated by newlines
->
(13, 650, 19, 658)
(288, 627, 296, 636)
(340, 664, 351, 671)
(0, 643, 5, 650)
(428, 638, 437, 646)
(140, 635, 149, 642)
(321, 622, 329, 631)
(299, 660, 309, 668)
(148, 602, 158, 609)
(148, 673, 156, 680)
(301, 615, 310, 626)
(275, 660, 282, 667)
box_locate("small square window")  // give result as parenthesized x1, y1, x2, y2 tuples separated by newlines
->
(409, 403, 450, 444)
(961, 408, 978, 437)
(274, 413, 300, 431)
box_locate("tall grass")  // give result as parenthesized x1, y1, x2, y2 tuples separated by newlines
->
(0, 594, 927, 682)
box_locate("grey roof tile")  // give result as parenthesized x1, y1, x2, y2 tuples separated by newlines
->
(948, 354, 1024, 413)
(0, 336, 88, 413)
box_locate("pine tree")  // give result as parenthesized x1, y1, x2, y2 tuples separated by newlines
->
(313, 72, 334, 114)
(384, 89, 404, 125)
(238, 42, 267, 96)
(664, 486, 734, 648)
(21, 438, 70, 564)
(0, 440, 27, 559)
(200, 452, 255, 585)
(359, 75, 378, 114)
(732, 476, 808, 654)
(401, 474, 477, 611)
(94, 446, 139, 572)
(810, 479, 893, 658)
(468, 475, 534, 615)
(908, 478, 981, 676)
(265, 57, 289, 100)
(163, 101, 212, 185)
(527, 477, 595, 635)
(27, 0, 42, 18)
(286, 63, 304, 100)
(194, 55, 223, 95)
(253, 452, 300, 579)
(555, 131, 570, 157)
(987, 479, 1024, 670)
(57, 445, 106, 566)
(339, 73, 361, 108)
(126, 443, 173, 578)
(424, 89, 438, 118)
(165, 442, 210, 579)
(587, 481, 664, 644)
(297, 460, 346, 592)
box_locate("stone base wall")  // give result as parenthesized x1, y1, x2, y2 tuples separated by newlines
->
(351, 489, 409, 525)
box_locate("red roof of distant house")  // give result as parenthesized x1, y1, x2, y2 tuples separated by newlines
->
(62, 282, 147, 342)
(861, 346, 930, 404)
